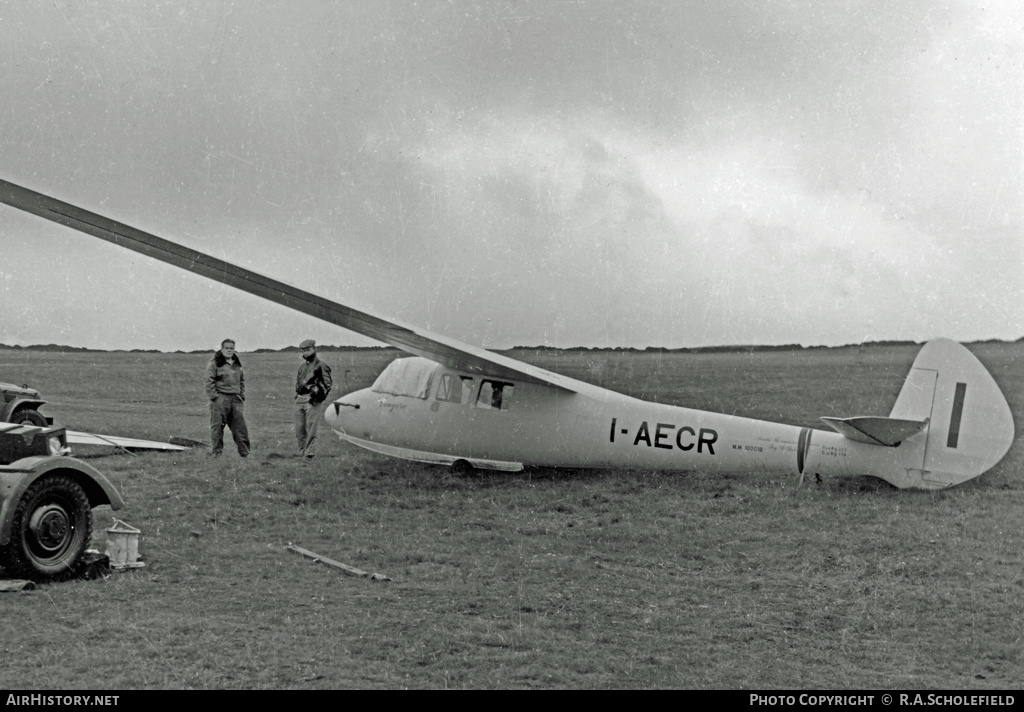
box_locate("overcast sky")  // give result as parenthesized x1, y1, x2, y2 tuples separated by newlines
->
(1, 1, 1020, 352)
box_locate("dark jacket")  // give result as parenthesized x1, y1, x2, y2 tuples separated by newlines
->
(295, 355, 333, 406)
(205, 352, 245, 400)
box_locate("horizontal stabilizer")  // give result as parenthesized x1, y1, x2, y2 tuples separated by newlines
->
(820, 416, 928, 447)
(66, 431, 188, 451)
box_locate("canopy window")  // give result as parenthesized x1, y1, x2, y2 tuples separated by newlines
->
(370, 357, 438, 399)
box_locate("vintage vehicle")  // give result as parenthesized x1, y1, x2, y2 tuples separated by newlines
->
(0, 380, 52, 427)
(0, 422, 123, 581)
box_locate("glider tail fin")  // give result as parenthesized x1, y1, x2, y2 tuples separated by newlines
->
(889, 339, 1014, 488)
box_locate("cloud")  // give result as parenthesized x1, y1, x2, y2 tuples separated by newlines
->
(0, 1, 1020, 350)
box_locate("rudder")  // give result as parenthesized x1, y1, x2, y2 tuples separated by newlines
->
(891, 339, 1014, 488)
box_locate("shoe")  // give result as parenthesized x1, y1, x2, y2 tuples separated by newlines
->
(305, 453, 315, 459)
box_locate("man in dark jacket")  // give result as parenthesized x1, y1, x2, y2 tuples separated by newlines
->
(294, 339, 333, 458)
(205, 338, 251, 457)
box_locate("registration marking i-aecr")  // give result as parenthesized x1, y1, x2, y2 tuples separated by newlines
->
(0, 178, 1014, 489)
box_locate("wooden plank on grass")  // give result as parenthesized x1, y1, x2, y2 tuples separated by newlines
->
(0, 579, 35, 592)
(286, 544, 391, 581)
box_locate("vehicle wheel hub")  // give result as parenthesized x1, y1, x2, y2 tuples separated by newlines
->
(29, 505, 71, 552)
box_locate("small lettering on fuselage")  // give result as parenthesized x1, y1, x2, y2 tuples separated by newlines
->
(818, 444, 847, 458)
(609, 418, 717, 455)
(732, 444, 763, 453)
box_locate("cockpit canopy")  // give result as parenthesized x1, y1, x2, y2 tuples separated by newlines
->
(370, 357, 438, 399)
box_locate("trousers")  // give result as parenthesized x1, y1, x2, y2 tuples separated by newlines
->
(294, 401, 321, 455)
(210, 394, 250, 456)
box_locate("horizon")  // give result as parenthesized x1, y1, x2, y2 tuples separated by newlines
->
(2, 334, 1022, 357)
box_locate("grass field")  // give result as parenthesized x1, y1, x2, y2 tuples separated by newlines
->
(0, 343, 1021, 689)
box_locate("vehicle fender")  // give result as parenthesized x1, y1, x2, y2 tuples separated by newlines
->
(0, 456, 124, 546)
(1, 399, 47, 422)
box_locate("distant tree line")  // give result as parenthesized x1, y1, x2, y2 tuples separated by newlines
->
(507, 337, 1024, 354)
(509, 342, 882, 354)
(0, 343, 402, 355)
(1, 337, 1021, 355)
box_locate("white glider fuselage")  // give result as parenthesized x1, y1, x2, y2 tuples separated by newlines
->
(326, 357, 928, 487)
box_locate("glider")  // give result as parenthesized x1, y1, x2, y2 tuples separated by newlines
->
(0, 178, 1014, 489)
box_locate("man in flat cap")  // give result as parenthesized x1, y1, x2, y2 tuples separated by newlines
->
(294, 339, 333, 458)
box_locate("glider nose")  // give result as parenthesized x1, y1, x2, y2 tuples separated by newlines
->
(325, 389, 369, 434)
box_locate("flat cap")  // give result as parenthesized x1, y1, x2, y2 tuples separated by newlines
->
(299, 339, 316, 349)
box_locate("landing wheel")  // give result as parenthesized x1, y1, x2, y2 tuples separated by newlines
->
(450, 459, 474, 475)
(12, 409, 46, 427)
(0, 474, 92, 581)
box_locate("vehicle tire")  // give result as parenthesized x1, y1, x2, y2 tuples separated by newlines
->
(0, 473, 92, 581)
(450, 459, 474, 474)
(11, 409, 46, 427)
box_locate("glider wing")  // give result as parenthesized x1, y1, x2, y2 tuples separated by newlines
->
(65, 431, 189, 451)
(0, 179, 577, 393)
